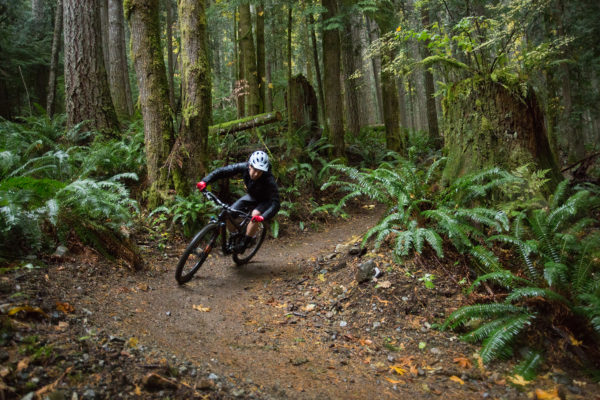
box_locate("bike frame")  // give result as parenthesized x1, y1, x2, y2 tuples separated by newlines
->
(202, 191, 251, 255)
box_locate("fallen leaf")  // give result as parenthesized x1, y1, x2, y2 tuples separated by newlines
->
(507, 374, 530, 386)
(377, 281, 392, 289)
(318, 274, 326, 282)
(418, 341, 427, 350)
(17, 357, 30, 372)
(533, 387, 560, 400)
(303, 304, 316, 312)
(134, 385, 142, 396)
(56, 321, 69, 331)
(56, 302, 74, 314)
(385, 377, 404, 384)
(569, 335, 582, 346)
(453, 356, 472, 369)
(449, 376, 464, 385)
(389, 365, 407, 375)
(192, 304, 211, 312)
(127, 337, 139, 348)
(8, 305, 48, 318)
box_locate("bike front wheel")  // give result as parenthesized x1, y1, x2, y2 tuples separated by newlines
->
(175, 223, 219, 284)
(232, 222, 267, 265)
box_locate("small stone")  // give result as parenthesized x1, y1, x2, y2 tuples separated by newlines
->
(208, 373, 219, 380)
(373, 322, 381, 329)
(356, 259, 376, 283)
(482, 393, 490, 398)
(82, 389, 97, 400)
(373, 267, 383, 278)
(53, 245, 69, 258)
(387, 355, 395, 363)
(401, 296, 409, 301)
(166, 311, 171, 316)
(430, 347, 441, 355)
(335, 244, 350, 254)
(232, 389, 245, 397)
(340, 321, 347, 328)
(567, 385, 582, 394)
(198, 379, 214, 390)
(418, 368, 425, 376)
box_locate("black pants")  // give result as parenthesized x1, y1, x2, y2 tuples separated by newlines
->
(231, 194, 273, 220)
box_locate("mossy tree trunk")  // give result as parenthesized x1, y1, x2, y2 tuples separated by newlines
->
(256, 2, 266, 114)
(47, 0, 63, 118)
(176, 0, 211, 195)
(239, 3, 260, 116)
(63, 0, 119, 136)
(374, 10, 406, 154)
(108, 0, 134, 121)
(322, 0, 345, 157)
(125, 0, 175, 208)
(442, 80, 562, 188)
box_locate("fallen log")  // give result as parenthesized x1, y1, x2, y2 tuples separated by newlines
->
(209, 111, 283, 136)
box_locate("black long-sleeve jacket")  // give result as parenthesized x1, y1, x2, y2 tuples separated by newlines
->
(202, 162, 280, 219)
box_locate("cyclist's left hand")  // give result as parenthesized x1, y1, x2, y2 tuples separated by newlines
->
(251, 215, 264, 223)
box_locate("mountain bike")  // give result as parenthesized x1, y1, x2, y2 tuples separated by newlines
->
(175, 190, 267, 284)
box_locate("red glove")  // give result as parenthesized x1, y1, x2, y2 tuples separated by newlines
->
(251, 215, 264, 223)
(196, 181, 207, 191)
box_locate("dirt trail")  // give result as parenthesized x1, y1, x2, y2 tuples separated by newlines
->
(85, 209, 396, 399)
(64, 207, 598, 400)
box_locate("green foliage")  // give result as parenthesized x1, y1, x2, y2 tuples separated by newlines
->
(445, 181, 600, 367)
(320, 159, 512, 265)
(148, 192, 216, 238)
(0, 115, 144, 259)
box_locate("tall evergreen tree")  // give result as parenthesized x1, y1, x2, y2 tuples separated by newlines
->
(108, 0, 133, 121)
(63, 0, 119, 135)
(125, 0, 175, 207)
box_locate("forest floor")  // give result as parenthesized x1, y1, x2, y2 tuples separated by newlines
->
(1, 205, 600, 399)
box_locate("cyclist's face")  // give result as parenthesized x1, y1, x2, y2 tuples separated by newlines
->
(249, 165, 263, 180)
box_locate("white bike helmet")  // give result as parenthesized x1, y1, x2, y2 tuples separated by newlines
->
(249, 150, 269, 172)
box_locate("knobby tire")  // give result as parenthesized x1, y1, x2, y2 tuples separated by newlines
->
(232, 222, 267, 265)
(175, 223, 219, 284)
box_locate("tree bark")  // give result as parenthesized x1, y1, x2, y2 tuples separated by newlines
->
(366, 17, 383, 124)
(176, 0, 211, 194)
(309, 14, 325, 125)
(256, 2, 266, 113)
(63, 0, 118, 135)
(99, 0, 110, 75)
(373, 14, 405, 153)
(286, 5, 293, 136)
(47, 0, 63, 118)
(234, 11, 245, 118)
(108, 0, 133, 121)
(341, 7, 364, 137)
(421, 8, 441, 145)
(239, 4, 259, 116)
(125, 0, 175, 207)
(165, 0, 177, 110)
(442, 80, 562, 189)
(322, 0, 345, 157)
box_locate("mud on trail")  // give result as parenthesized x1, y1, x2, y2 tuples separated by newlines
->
(4, 207, 600, 399)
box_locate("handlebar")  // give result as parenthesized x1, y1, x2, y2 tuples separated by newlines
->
(201, 190, 250, 219)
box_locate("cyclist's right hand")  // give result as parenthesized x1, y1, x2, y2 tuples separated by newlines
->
(196, 181, 207, 191)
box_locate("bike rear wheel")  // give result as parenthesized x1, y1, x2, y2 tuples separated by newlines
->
(232, 222, 267, 265)
(175, 223, 219, 284)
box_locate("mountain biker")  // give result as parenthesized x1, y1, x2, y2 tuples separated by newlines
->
(196, 150, 280, 253)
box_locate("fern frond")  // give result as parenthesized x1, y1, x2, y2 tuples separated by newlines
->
(469, 270, 532, 293)
(543, 261, 568, 289)
(549, 180, 569, 210)
(505, 287, 570, 306)
(513, 350, 544, 381)
(442, 303, 528, 330)
(480, 313, 534, 363)
(469, 245, 501, 272)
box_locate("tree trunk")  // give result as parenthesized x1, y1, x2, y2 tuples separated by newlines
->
(210, 111, 282, 135)
(176, 0, 211, 194)
(309, 14, 325, 125)
(99, 0, 110, 75)
(125, 0, 175, 208)
(256, 2, 266, 113)
(366, 17, 383, 124)
(322, 0, 345, 157)
(421, 8, 440, 145)
(288, 75, 319, 142)
(442, 80, 562, 189)
(286, 5, 293, 136)
(108, 0, 133, 121)
(234, 12, 245, 118)
(63, 0, 118, 135)
(47, 0, 63, 118)
(374, 16, 405, 153)
(165, 0, 177, 110)
(341, 8, 364, 137)
(239, 4, 259, 116)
